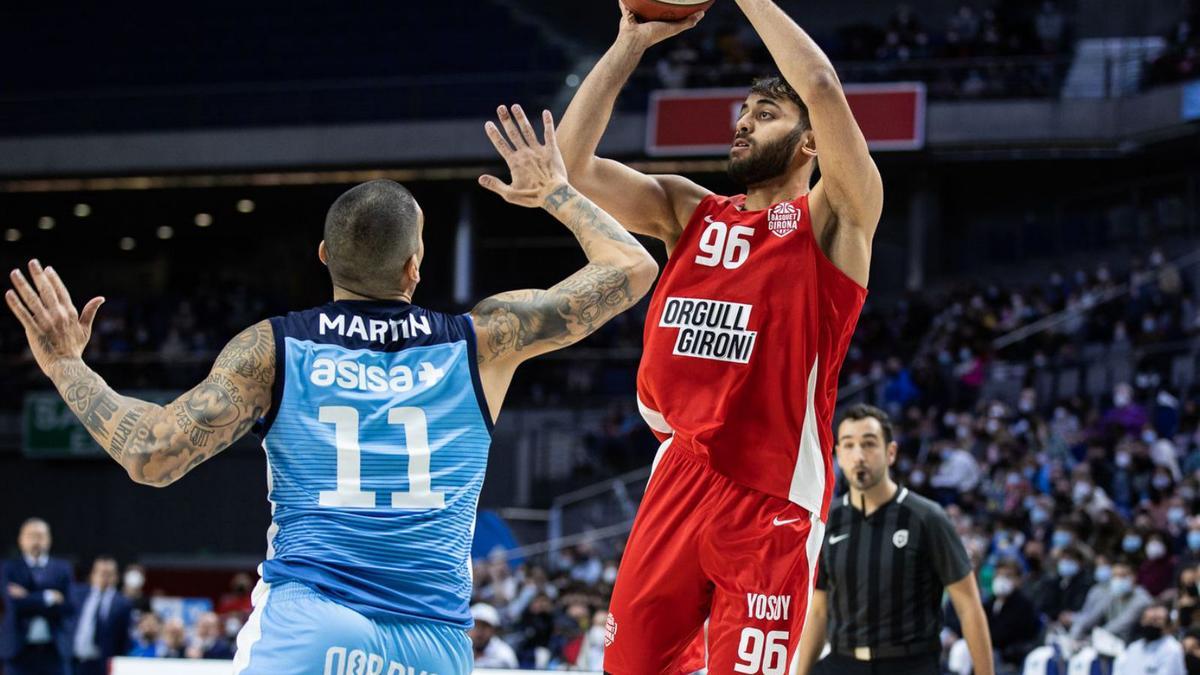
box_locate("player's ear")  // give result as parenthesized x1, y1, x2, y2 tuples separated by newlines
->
(405, 253, 421, 285)
(318, 241, 329, 266)
(887, 441, 898, 467)
(800, 130, 817, 158)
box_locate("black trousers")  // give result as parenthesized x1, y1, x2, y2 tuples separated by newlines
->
(5, 644, 67, 675)
(812, 651, 941, 675)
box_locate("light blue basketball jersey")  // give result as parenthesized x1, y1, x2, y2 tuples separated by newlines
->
(256, 300, 492, 629)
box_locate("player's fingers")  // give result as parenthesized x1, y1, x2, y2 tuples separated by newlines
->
(9, 268, 47, 323)
(478, 175, 513, 198)
(497, 105, 529, 148)
(79, 296, 105, 332)
(44, 266, 76, 314)
(542, 110, 558, 149)
(5, 290, 36, 331)
(484, 122, 515, 159)
(512, 105, 539, 147)
(27, 259, 60, 313)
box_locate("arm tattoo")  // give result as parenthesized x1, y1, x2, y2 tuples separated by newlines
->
(473, 264, 634, 363)
(47, 321, 276, 486)
(474, 188, 650, 363)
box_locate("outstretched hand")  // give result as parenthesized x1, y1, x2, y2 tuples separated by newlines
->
(479, 105, 570, 209)
(6, 259, 104, 375)
(616, 0, 705, 52)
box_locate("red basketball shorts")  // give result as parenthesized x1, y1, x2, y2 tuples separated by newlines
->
(604, 445, 826, 674)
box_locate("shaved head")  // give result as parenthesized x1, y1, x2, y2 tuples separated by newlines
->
(323, 180, 423, 296)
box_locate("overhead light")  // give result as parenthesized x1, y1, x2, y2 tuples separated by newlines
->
(73, 204, 91, 218)
(37, 216, 55, 230)
(236, 199, 255, 214)
(119, 237, 136, 251)
(157, 226, 174, 240)
(4, 228, 20, 242)
(194, 213, 212, 227)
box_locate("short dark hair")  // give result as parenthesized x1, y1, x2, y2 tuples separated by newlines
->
(324, 180, 421, 293)
(749, 75, 811, 131)
(837, 404, 894, 444)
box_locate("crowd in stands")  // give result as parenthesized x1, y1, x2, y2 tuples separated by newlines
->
(1146, 1, 1200, 86)
(0, 518, 250, 673)
(653, 1, 1074, 99)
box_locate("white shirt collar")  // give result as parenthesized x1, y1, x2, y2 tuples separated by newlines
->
(23, 554, 49, 568)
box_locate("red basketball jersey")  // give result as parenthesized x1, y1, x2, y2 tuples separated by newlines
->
(636, 193, 867, 520)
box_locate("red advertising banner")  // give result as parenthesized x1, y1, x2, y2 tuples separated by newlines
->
(647, 82, 926, 156)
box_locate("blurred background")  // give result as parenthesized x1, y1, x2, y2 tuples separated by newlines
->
(0, 0, 1199, 672)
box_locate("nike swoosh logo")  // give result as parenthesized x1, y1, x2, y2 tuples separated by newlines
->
(772, 517, 802, 526)
(829, 533, 850, 545)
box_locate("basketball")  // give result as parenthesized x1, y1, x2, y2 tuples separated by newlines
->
(624, 0, 715, 22)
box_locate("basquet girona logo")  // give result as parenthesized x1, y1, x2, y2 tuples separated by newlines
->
(767, 202, 799, 238)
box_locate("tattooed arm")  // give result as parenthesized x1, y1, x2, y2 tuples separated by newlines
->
(471, 105, 658, 415)
(6, 261, 273, 487)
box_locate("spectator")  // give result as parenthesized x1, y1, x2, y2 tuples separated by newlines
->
(1183, 628, 1200, 674)
(160, 618, 187, 659)
(120, 565, 151, 615)
(1, 518, 73, 675)
(1035, 546, 1093, 626)
(470, 603, 517, 669)
(70, 557, 132, 675)
(127, 613, 164, 658)
(185, 612, 233, 660)
(1072, 559, 1154, 642)
(215, 573, 254, 618)
(986, 559, 1041, 667)
(1113, 604, 1186, 675)
(1140, 533, 1178, 597)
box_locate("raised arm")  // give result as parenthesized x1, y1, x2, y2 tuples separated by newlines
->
(556, 3, 711, 249)
(471, 105, 658, 413)
(6, 262, 273, 487)
(734, 0, 883, 286)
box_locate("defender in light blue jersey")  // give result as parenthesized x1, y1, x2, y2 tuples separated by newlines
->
(5, 106, 657, 675)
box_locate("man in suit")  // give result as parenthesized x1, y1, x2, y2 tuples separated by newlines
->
(69, 557, 132, 675)
(0, 518, 73, 675)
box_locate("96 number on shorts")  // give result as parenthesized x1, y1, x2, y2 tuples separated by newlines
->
(733, 628, 788, 675)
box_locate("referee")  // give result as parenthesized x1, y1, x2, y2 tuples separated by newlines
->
(794, 405, 994, 675)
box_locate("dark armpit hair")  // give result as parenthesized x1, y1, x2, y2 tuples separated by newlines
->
(837, 404, 894, 444)
(749, 75, 811, 130)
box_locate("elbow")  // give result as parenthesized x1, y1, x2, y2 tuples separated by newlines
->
(804, 68, 841, 98)
(563, 154, 597, 180)
(628, 254, 659, 299)
(125, 463, 175, 488)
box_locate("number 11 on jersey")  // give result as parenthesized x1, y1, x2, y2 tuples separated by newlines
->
(317, 405, 446, 510)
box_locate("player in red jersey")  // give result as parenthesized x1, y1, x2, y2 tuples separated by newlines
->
(555, 1, 883, 673)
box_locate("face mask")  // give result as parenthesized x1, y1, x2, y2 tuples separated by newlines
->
(1146, 541, 1166, 560)
(992, 577, 1015, 598)
(1073, 482, 1092, 503)
(1188, 531, 1200, 551)
(1134, 624, 1163, 642)
(1169, 507, 1187, 524)
(1153, 475, 1172, 490)
(124, 570, 145, 591)
(603, 566, 618, 584)
(1116, 452, 1132, 468)
(1031, 507, 1049, 526)
(910, 470, 926, 487)
(1115, 391, 1132, 407)
(1058, 559, 1080, 578)
(985, 419, 1001, 435)
(1052, 531, 1072, 549)
(1094, 565, 1112, 583)
(1123, 535, 1144, 553)
(1110, 577, 1133, 596)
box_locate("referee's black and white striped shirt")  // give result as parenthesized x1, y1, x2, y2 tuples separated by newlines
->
(815, 486, 972, 653)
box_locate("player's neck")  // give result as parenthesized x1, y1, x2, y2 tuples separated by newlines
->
(332, 284, 413, 303)
(850, 477, 899, 517)
(742, 174, 811, 212)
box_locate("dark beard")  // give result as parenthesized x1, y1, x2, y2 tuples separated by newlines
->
(727, 126, 805, 187)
